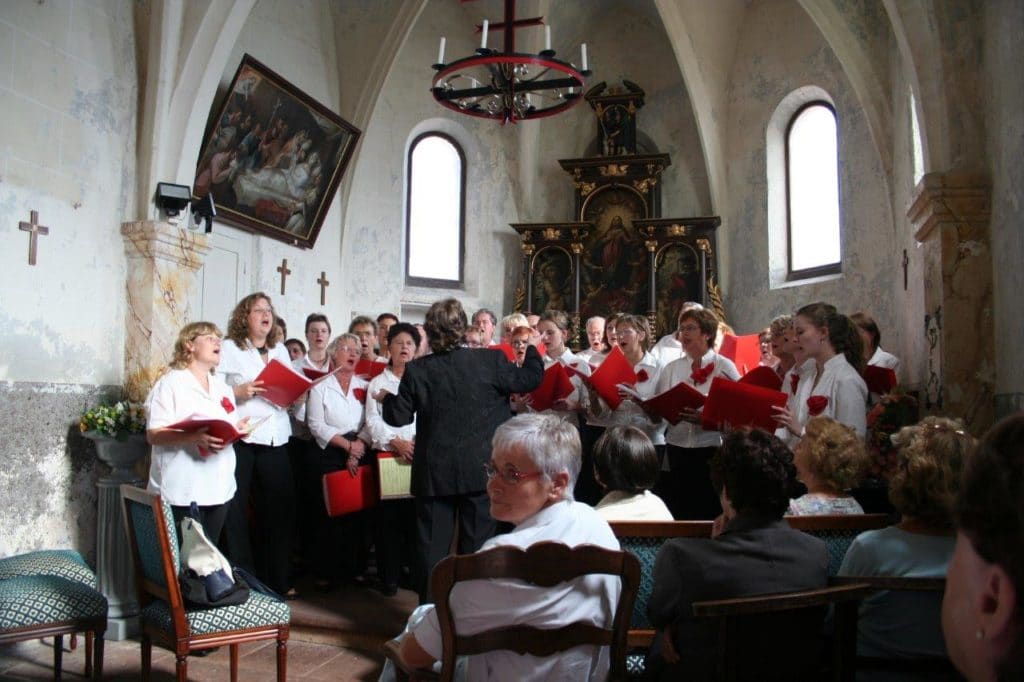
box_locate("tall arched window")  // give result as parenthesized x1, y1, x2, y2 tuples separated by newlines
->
(786, 102, 841, 279)
(406, 133, 465, 287)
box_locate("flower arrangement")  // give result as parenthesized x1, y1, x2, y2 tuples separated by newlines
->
(79, 400, 147, 440)
(866, 390, 919, 479)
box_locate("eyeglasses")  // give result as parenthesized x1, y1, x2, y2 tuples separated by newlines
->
(483, 462, 545, 484)
(250, 307, 273, 314)
(678, 324, 701, 333)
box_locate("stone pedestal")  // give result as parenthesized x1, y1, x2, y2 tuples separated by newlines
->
(85, 432, 147, 640)
(908, 172, 994, 434)
(120, 221, 210, 402)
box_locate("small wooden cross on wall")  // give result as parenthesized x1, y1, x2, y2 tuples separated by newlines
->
(902, 249, 909, 291)
(277, 258, 291, 295)
(317, 271, 330, 306)
(19, 210, 50, 266)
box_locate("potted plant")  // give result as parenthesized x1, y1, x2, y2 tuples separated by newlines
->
(80, 400, 149, 481)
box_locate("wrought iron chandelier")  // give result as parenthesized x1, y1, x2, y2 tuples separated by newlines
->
(431, 0, 591, 124)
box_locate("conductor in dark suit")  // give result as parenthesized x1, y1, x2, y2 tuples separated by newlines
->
(382, 298, 544, 602)
(644, 428, 829, 681)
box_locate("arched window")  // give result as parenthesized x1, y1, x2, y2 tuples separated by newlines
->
(405, 133, 465, 287)
(786, 102, 841, 279)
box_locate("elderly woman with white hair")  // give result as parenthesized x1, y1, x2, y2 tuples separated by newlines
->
(389, 412, 622, 681)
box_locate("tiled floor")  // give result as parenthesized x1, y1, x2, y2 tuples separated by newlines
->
(0, 576, 417, 680)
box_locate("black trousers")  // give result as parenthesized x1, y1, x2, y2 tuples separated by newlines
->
(374, 498, 415, 590)
(312, 440, 372, 583)
(414, 491, 494, 604)
(658, 444, 722, 520)
(170, 503, 229, 548)
(220, 441, 294, 594)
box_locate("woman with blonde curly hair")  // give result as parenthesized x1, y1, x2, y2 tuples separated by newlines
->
(787, 415, 870, 515)
(839, 416, 977, 672)
(145, 321, 240, 543)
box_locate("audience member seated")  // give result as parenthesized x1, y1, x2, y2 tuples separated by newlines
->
(593, 425, 673, 521)
(839, 416, 975, 677)
(386, 413, 621, 681)
(788, 416, 869, 515)
(942, 412, 1024, 682)
(645, 428, 828, 680)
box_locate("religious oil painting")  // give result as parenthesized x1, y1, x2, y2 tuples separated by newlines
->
(531, 247, 573, 314)
(193, 54, 361, 249)
(579, 186, 649, 322)
(654, 243, 700, 334)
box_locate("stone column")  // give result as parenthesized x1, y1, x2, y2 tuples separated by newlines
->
(97, 221, 209, 639)
(907, 172, 994, 434)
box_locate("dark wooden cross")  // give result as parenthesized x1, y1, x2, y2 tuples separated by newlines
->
(19, 210, 50, 266)
(902, 249, 909, 290)
(317, 271, 330, 305)
(277, 258, 292, 295)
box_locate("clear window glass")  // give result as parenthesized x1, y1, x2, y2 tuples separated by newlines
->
(786, 102, 841, 278)
(406, 134, 465, 286)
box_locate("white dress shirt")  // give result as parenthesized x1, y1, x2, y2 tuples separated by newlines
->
(364, 368, 416, 451)
(657, 350, 740, 449)
(217, 339, 292, 446)
(588, 351, 665, 445)
(777, 359, 815, 447)
(595, 490, 674, 521)
(289, 354, 331, 438)
(803, 354, 869, 437)
(407, 500, 621, 682)
(145, 368, 238, 506)
(649, 333, 684, 366)
(868, 346, 900, 374)
(307, 374, 369, 450)
(533, 348, 590, 426)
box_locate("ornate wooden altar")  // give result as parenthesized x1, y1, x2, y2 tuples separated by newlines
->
(511, 81, 723, 344)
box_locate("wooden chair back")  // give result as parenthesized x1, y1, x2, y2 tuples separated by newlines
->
(829, 576, 961, 678)
(691, 582, 873, 682)
(428, 541, 640, 682)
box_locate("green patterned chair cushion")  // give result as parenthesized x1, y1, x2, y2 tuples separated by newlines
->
(618, 536, 659, 629)
(127, 498, 177, 589)
(140, 592, 290, 635)
(804, 529, 861, 576)
(0, 550, 97, 588)
(0, 575, 108, 630)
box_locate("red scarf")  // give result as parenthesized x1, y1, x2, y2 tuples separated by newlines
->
(790, 374, 799, 394)
(691, 361, 715, 386)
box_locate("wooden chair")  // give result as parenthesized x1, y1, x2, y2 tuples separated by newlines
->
(383, 541, 641, 682)
(830, 576, 961, 677)
(119, 484, 290, 682)
(691, 582, 873, 682)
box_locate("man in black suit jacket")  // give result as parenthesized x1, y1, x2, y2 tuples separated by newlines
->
(645, 429, 829, 681)
(383, 298, 543, 602)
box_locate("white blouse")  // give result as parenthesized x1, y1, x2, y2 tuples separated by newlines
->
(588, 351, 665, 445)
(364, 368, 415, 451)
(217, 339, 292, 446)
(536, 348, 591, 426)
(307, 373, 369, 450)
(145, 368, 238, 506)
(868, 346, 900, 374)
(803, 354, 869, 437)
(656, 350, 740, 449)
(289, 354, 331, 438)
(777, 358, 816, 448)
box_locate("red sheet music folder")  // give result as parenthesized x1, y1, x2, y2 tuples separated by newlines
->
(701, 377, 788, 432)
(164, 414, 264, 456)
(254, 359, 313, 407)
(322, 466, 379, 517)
(529, 363, 575, 412)
(738, 365, 784, 391)
(586, 346, 637, 410)
(863, 365, 898, 394)
(302, 366, 329, 380)
(719, 334, 762, 375)
(642, 382, 706, 425)
(354, 359, 388, 380)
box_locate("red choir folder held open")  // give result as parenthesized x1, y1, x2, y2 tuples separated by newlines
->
(863, 365, 898, 394)
(701, 377, 788, 432)
(528, 362, 575, 412)
(586, 346, 637, 410)
(322, 465, 379, 517)
(255, 359, 341, 408)
(164, 414, 268, 456)
(629, 381, 706, 425)
(354, 359, 388, 380)
(719, 334, 762, 375)
(301, 366, 329, 380)
(738, 365, 784, 391)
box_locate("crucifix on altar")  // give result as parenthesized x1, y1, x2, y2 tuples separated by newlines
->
(19, 210, 50, 266)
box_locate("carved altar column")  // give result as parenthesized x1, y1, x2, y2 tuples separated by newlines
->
(95, 221, 208, 639)
(907, 172, 994, 434)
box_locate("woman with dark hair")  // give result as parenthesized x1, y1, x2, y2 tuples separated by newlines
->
(851, 311, 900, 375)
(382, 298, 544, 603)
(645, 428, 828, 679)
(364, 322, 420, 596)
(593, 426, 672, 521)
(840, 416, 975, 675)
(774, 301, 868, 439)
(217, 292, 295, 597)
(145, 321, 240, 543)
(942, 413, 1024, 682)
(654, 307, 740, 519)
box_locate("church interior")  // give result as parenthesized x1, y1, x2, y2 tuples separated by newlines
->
(1, 0, 1022, 676)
